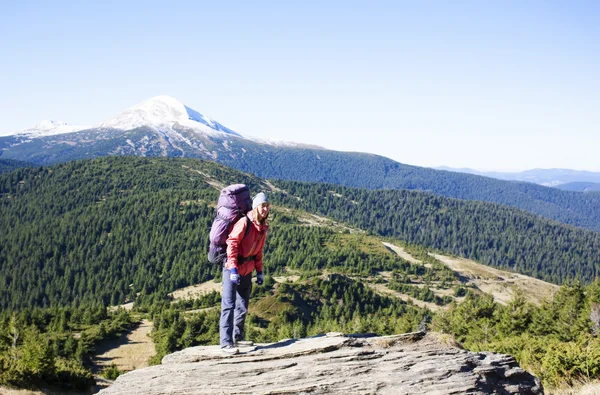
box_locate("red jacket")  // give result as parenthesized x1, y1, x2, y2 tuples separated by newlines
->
(225, 210, 268, 276)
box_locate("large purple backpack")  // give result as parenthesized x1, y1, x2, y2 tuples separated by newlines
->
(207, 184, 253, 264)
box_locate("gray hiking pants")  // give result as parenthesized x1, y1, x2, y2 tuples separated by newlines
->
(220, 267, 252, 347)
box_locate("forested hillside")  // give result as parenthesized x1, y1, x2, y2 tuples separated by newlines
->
(217, 146, 600, 232)
(0, 156, 448, 310)
(0, 157, 263, 310)
(271, 180, 600, 284)
(3, 127, 600, 233)
(2, 156, 600, 313)
(2, 156, 600, 391)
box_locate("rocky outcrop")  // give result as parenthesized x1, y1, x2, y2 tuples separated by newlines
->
(99, 331, 543, 394)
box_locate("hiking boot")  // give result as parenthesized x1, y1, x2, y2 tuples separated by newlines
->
(221, 345, 239, 355)
(235, 339, 254, 347)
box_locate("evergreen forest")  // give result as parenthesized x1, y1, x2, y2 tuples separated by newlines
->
(4, 130, 600, 232)
(216, 145, 600, 232)
(269, 180, 600, 284)
(1, 156, 600, 391)
(0, 159, 32, 174)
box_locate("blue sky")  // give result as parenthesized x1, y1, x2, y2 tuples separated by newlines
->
(1, 1, 599, 171)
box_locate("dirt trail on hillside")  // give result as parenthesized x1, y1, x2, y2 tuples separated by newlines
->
(381, 242, 422, 264)
(169, 280, 221, 300)
(381, 242, 557, 306)
(431, 253, 558, 305)
(368, 283, 443, 312)
(93, 319, 155, 373)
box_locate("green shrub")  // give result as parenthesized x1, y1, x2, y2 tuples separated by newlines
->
(102, 363, 122, 380)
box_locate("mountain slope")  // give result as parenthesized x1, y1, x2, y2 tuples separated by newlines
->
(2, 96, 600, 233)
(270, 179, 600, 284)
(98, 95, 242, 137)
(2, 156, 600, 312)
(222, 147, 600, 233)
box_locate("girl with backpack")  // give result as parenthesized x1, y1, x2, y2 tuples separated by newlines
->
(220, 192, 270, 354)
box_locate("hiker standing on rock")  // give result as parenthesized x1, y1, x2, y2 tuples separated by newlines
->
(220, 192, 270, 354)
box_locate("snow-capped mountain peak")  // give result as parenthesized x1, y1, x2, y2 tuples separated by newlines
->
(98, 95, 241, 137)
(17, 120, 90, 138)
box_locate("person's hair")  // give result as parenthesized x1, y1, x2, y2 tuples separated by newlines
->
(253, 204, 269, 225)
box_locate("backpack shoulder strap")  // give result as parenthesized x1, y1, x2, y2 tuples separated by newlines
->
(244, 215, 252, 239)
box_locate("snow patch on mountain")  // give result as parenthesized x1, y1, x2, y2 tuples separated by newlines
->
(16, 120, 90, 138)
(4, 95, 322, 150)
(98, 95, 242, 138)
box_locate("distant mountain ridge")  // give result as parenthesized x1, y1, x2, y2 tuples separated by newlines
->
(438, 166, 600, 187)
(16, 119, 91, 138)
(2, 96, 600, 233)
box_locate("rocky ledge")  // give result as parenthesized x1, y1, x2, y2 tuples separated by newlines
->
(99, 331, 543, 394)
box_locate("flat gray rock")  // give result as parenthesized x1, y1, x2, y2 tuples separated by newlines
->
(99, 332, 543, 394)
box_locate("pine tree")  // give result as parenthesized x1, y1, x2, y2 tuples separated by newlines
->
(20, 325, 55, 379)
(497, 289, 533, 336)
